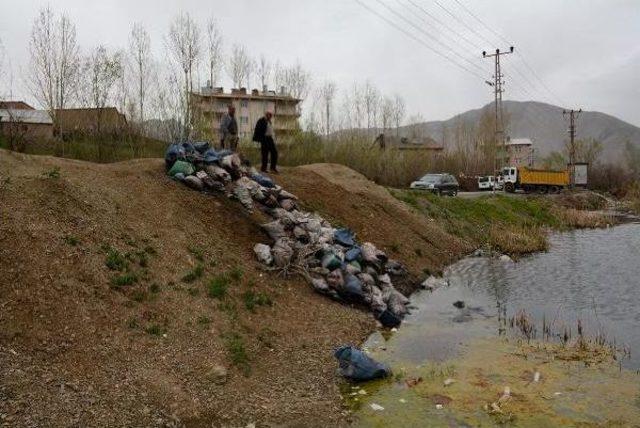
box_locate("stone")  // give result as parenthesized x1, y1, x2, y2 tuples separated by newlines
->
(206, 365, 228, 385)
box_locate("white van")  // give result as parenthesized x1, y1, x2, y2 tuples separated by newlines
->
(477, 176, 496, 191)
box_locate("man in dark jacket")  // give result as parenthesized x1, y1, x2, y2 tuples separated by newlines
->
(219, 105, 238, 151)
(252, 111, 278, 173)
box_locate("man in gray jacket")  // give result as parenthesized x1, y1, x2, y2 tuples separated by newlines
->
(219, 105, 238, 151)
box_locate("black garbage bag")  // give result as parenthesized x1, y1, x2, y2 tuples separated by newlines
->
(334, 345, 391, 381)
(164, 143, 185, 169)
(376, 309, 402, 328)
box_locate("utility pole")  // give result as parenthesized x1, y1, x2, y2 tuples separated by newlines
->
(563, 108, 582, 188)
(483, 46, 514, 173)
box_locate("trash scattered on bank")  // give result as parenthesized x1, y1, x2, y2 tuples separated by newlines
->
(334, 345, 391, 381)
(370, 403, 385, 411)
(165, 142, 412, 327)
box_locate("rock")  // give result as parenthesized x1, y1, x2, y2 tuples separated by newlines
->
(499, 254, 514, 263)
(206, 365, 228, 385)
(421, 275, 448, 291)
(453, 300, 465, 309)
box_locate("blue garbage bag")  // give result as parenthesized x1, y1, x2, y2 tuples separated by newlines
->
(340, 273, 364, 301)
(376, 309, 402, 328)
(334, 345, 391, 381)
(251, 173, 276, 189)
(203, 148, 221, 165)
(345, 246, 362, 262)
(193, 141, 210, 154)
(181, 142, 196, 154)
(165, 143, 185, 169)
(334, 228, 356, 247)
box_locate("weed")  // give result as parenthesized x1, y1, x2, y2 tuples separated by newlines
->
(42, 166, 60, 179)
(197, 315, 212, 325)
(132, 290, 147, 302)
(257, 328, 277, 348)
(105, 249, 127, 271)
(188, 246, 205, 262)
(188, 287, 200, 297)
(242, 290, 273, 312)
(218, 301, 238, 319)
(149, 283, 161, 294)
(182, 264, 204, 283)
(208, 274, 230, 299)
(127, 318, 138, 329)
(224, 332, 250, 374)
(136, 251, 149, 267)
(145, 324, 164, 336)
(63, 235, 80, 246)
(144, 245, 157, 255)
(111, 273, 138, 287)
(229, 266, 244, 282)
(389, 242, 400, 253)
(414, 248, 423, 257)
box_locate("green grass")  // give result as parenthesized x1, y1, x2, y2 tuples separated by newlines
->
(188, 246, 205, 262)
(182, 264, 204, 283)
(149, 283, 161, 294)
(105, 248, 127, 271)
(208, 274, 230, 299)
(63, 235, 80, 246)
(197, 315, 212, 325)
(229, 266, 244, 282)
(42, 166, 61, 179)
(242, 290, 273, 312)
(110, 273, 138, 287)
(224, 332, 250, 374)
(145, 324, 165, 336)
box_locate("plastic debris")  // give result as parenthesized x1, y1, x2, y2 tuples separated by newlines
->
(253, 244, 273, 266)
(370, 403, 385, 411)
(334, 345, 391, 381)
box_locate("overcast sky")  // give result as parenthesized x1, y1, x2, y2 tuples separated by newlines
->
(1, 0, 639, 126)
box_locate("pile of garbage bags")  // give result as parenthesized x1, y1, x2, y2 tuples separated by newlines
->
(165, 141, 412, 327)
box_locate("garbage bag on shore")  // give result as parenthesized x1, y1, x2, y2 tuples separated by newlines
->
(334, 228, 356, 247)
(168, 160, 195, 177)
(253, 243, 273, 266)
(334, 345, 391, 381)
(165, 143, 185, 169)
(183, 175, 204, 191)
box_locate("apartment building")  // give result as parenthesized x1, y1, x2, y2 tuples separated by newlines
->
(191, 86, 301, 141)
(504, 137, 534, 167)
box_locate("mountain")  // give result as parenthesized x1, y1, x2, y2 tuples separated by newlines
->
(399, 101, 640, 163)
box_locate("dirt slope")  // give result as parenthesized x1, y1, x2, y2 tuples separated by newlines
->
(0, 151, 467, 427)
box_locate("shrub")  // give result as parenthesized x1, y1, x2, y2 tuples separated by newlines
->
(105, 248, 127, 271)
(224, 332, 249, 374)
(111, 273, 138, 287)
(208, 274, 230, 299)
(182, 264, 204, 283)
(242, 290, 273, 312)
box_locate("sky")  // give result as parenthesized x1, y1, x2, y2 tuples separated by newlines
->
(0, 0, 639, 126)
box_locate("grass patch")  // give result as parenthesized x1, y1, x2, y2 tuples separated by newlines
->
(145, 324, 164, 336)
(63, 235, 80, 246)
(132, 290, 147, 302)
(187, 287, 200, 296)
(149, 283, 161, 294)
(188, 246, 205, 262)
(208, 274, 230, 299)
(42, 166, 61, 179)
(229, 266, 244, 282)
(105, 248, 127, 271)
(242, 290, 273, 312)
(197, 315, 212, 325)
(182, 264, 204, 283)
(110, 273, 138, 287)
(224, 332, 250, 374)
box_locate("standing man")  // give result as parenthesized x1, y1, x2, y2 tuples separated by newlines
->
(219, 105, 239, 151)
(252, 111, 278, 174)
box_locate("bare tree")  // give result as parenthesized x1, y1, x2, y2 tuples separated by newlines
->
(350, 83, 364, 129)
(27, 6, 79, 134)
(363, 81, 379, 133)
(244, 58, 256, 89)
(257, 55, 272, 89)
(380, 96, 394, 132)
(80, 46, 123, 131)
(129, 22, 152, 126)
(283, 62, 311, 100)
(0, 38, 5, 95)
(226, 44, 251, 89)
(392, 94, 406, 137)
(167, 12, 201, 136)
(318, 80, 336, 136)
(205, 18, 223, 87)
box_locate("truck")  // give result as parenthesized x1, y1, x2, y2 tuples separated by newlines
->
(502, 166, 571, 194)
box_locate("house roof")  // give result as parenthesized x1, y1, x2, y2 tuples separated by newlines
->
(506, 138, 533, 146)
(0, 109, 53, 125)
(0, 101, 35, 110)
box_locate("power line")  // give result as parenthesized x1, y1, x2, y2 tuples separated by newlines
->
(353, 0, 485, 79)
(450, 0, 565, 106)
(372, 0, 486, 75)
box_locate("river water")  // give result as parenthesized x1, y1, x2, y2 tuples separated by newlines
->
(366, 222, 640, 369)
(353, 223, 640, 426)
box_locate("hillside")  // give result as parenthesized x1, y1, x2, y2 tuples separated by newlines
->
(401, 100, 640, 162)
(0, 150, 470, 427)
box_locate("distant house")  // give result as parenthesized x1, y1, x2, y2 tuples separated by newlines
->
(377, 134, 444, 152)
(55, 107, 128, 137)
(504, 137, 534, 167)
(0, 103, 54, 141)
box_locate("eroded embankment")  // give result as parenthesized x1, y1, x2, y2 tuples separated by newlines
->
(0, 152, 472, 427)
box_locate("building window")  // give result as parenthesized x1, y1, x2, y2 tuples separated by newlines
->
(240, 116, 249, 124)
(240, 100, 248, 108)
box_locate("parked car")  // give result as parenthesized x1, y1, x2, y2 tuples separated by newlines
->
(410, 173, 459, 196)
(477, 175, 496, 191)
